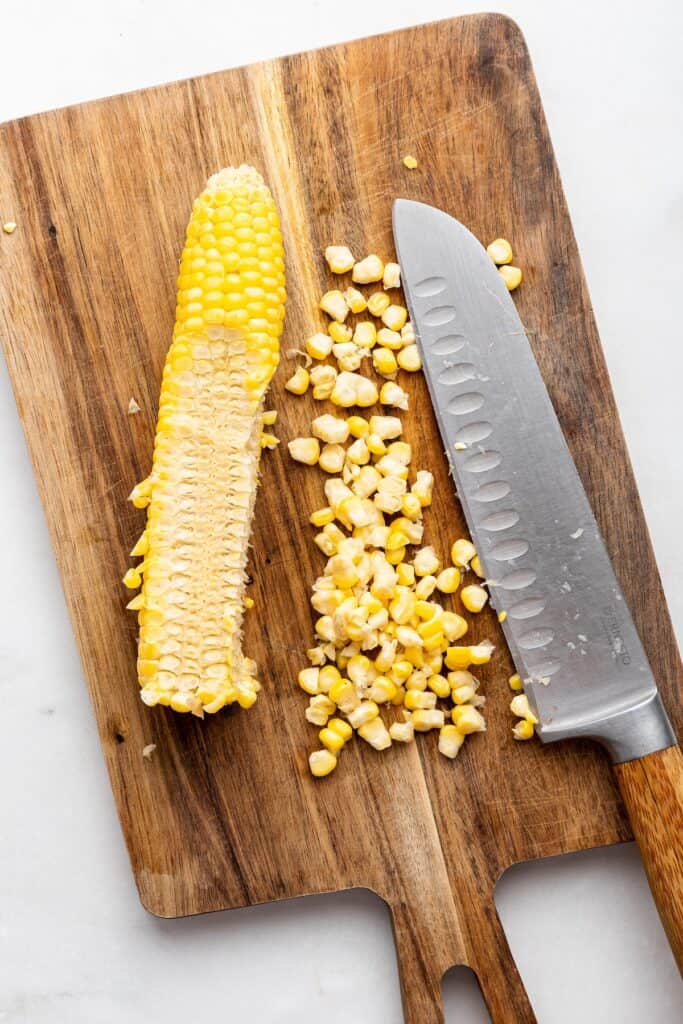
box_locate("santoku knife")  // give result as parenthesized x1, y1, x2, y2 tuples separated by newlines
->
(393, 199, 683, 970)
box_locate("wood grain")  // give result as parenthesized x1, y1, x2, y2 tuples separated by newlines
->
(614, 745, 683, 973)
(0, 14, 681, 1021)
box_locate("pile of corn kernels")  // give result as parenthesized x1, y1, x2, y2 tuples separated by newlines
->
(284, 243, 535, 777)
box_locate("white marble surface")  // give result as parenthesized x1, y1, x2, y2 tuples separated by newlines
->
(1, 2, 682, 1021)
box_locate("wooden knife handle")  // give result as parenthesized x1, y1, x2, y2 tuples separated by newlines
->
(613, 744, 683, 972)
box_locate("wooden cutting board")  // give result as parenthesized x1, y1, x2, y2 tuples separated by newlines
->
(1, 14, 680, 1023)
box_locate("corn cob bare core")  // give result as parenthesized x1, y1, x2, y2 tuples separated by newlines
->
(129, 166, 286, 715)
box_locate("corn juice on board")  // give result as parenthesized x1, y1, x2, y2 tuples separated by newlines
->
(1, 15, 680, 1024)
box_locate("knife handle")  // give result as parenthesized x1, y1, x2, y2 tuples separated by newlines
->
(613, 743, 683, 972)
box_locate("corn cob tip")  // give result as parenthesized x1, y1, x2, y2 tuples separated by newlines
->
(206, 164, 266, 193)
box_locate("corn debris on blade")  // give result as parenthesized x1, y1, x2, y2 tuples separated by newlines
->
(130, 165, 286, 715)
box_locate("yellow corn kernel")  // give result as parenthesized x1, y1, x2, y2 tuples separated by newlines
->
(414, 575, 437, 600)
(329, 321, 353, 345)
(128, 477, 152, 508)
(352, 254, 384, 284)
(451, 538, 477, 568)
(319, 726, 345, 753)
(312, 413, 350, 444)
(451, 705, 486, 734)
(470, 554, 485, 578)
(486, 238, 513, 265)
(381, 305, 407, 331)
(346, 415, 369, 439)
(397, 344, 421, 372)
(126, 593, 144, 610)
(358, 717, 392, 750)
(367, 291, 391, 318)
(395, 562, 415, 587)
(383, 262, 401, 289)
(391, 660, 412, 684)
(332, 371, 378, 408)
(398, 494, 420, 521)
(353, 321, 377, 349)
(434, 567, 458, 594)
(509, 673, 523, 692)
(288, 437, 320, 465)
(445, 646, 472, 670)
(404, 689, 437, 711)
(3, 220, 17, 234)
(402, 154, 418, 169)
(306, 332, 333, 359)
(345, 288, 368, 314)
(510, 693, 539, 724)
(389, 720, 414, 743)
(461, 584, 489, 613)
(285, 366, 310, 394)
(439, 724, 465, 759)
(320, 289, 349, 322)
(260, 432, 279, 449)
(412, 708, 444, 731)
(347, 700, 380, 729)
(372, 347, 398, 377)
(413, 546, 439, 577)
(329, 679, 360, 713)
(377, 327, 403, 350)
(425, 674, 449, 699)
(512, 719, 535, 741)
(310, 506, 335, 528)
(325, 245, 355, 274)
(298, 667, 320, 695)
(328, 717, 353, 741)
(307, 646, 326, 666)
(309, 749, 338, 777)
(379, 382, 409, 409)
(386, 545, 406, 565)
(347, 437, 370, 466)
(451, 683, 476, 705)
(129, 531, 148, 557)
(310, 363, 337, 400)
(499, 265, 522, 291)
(318, 665, 342, 692)
(369, 676, 398, 703)
(412, 470, 434, 507)
(498, 610, 507, 623)
(400, 323, 415, 345)
(440, 613, 467, 644)
(333, 342, 363, 372)
(306, 694, 336, 726)
(122, 566, 142, 589)
(318, 444, 346, 474)
(369, 415, 402, 440)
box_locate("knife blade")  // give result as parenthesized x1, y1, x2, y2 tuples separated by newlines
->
(393, 198, 675, 763)
(393, 199, 683, 971)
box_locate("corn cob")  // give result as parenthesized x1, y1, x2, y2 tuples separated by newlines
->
(126, 165, 286, 715)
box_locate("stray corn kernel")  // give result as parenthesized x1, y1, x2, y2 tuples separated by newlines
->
(498, 610, 507, 623)
(309, 749, 337, 777)
(439, 724, 465, 759)
(486, 238, 513, 266)
(306, 332, 333, 360)
(373, 347, 398, 377)
(309, 364, 337, 400)
(288, 437, 320, 465)
(352, 255, 384, 285)
(389, 720, 414, 743)
(345, 287, 367, 314)
(358, 717, 392, 750)
(413, 546, 440, 577)
(509, 673, 523, 692)
(435, 567, 459, 594)
(260, 433, 279, 449)
(312, 413, 350, 444)
(298, 667, 320, 695)
(325, 245, 355, 274)
(368, 291, 391, 317)
(499, 265, 522, 291)
(353, 321, 377, 349)
(397, 344, 421, 372)
(412, 708, 444, 731)
(403, 155, 418, 169)
(128, 397, 141, 415)
(320, 290, 349, 322)
(319, 443, 346, 474)
(369, 415, 402, 440)
(512, 719, 535, 741)
(461, 584, 489, 614)
(383, 262, 401, 289)
(510, 693, 539, 724)
(347, 415, 369, 438)
(329, 321, 353, 344)
(451, 705, 486, 734)
(382, 305, 407, 331)
(379, 382, 409, 410)
(451, 538, 476, 568)
(2, 221, 17, 234)
(470, 554, 484, 578)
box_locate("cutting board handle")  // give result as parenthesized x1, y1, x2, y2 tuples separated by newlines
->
(614, 743, 683, 972)
(391, 894, 537, 1023)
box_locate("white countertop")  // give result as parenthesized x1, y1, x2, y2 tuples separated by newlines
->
(1, 2, 682, 1021)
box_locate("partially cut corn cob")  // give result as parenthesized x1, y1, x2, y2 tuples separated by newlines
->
(126, 165, 286, 715)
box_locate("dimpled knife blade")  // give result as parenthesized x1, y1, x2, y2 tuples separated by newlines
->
(393, 199, 674, 762)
